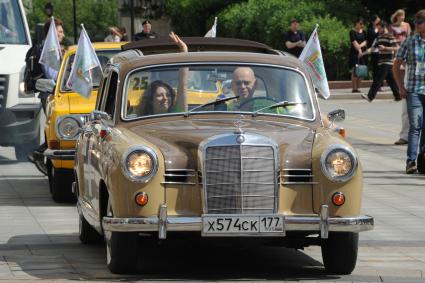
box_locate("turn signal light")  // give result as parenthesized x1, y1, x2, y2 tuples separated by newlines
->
(332, 192, 345, 206)
(135, 192, 149, 206)
(338, 128, 346, 138)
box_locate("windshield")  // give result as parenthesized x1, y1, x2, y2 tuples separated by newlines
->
(0, 0, 28, 44)
(60, 50, 119, 92)
(123, 64, 314, 120)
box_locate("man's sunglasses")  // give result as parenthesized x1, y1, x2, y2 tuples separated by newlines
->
(414, 19, 425, 25)
(235, 80, 252, 86)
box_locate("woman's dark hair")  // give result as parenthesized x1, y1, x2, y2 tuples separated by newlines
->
(370, 15, 380, 23)
(379, 20, 389, 29)
(137, 80, 175, 116)
(354, 17, 364, 25)
(43, 18, 64, 36)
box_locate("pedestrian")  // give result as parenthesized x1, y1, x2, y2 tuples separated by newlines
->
(134, 20, 157, 40)
(393, 9, 425, 174)
(104, 26, 122, 42)
(283, 18, 306, 57)
(360, 21, 400, 102)
(367, 15, 381, 85)
(27, 17, 65, 174)
(348, 17, 368, 93)
(391, 9, 412, 146)
(119, 27, 128, 41)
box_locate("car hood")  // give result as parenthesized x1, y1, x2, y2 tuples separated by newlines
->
(67, 92, 97, 114)
(127, 118, 315, 170)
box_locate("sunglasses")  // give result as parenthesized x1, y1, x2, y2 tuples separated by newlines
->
(414, 19, 425, 25)
(235, 80, 252, 86)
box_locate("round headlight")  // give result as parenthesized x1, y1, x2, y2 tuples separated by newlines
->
(57, 117, 80, 139)
(122, 146, 158, 183)
(320, 145, 357, 182)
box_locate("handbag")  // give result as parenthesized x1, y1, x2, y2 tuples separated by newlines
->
(354, 63, 368, 79)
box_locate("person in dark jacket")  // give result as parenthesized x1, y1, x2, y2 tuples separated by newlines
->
(283, 18, 306, 57)
(134, 20, 157, 40)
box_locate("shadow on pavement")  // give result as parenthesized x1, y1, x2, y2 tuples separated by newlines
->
(0, 233, 343, 281)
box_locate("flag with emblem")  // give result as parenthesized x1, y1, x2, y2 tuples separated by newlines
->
(66, 25, 102, 98)
(299, 25, 330, 99)
(39, 17, 62, 73)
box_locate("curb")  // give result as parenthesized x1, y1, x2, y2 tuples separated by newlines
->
(327, 87, 396, 100)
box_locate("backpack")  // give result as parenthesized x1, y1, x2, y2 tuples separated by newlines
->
(24, 44, 44, 93)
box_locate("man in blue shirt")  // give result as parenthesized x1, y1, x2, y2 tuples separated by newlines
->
(283, 19, 306, 57)
(393, 10, 425, 174)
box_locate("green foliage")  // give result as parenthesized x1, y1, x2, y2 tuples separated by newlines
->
(165, 0, 245, 35)
(217, 0, 352, 79)
(25, 0, 118, 45)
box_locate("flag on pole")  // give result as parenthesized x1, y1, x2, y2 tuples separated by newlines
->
(205, 17, 217, 37)
(39, 17, 62, 74)
(299, 25, 330, 99)
(66, 25, 102, 98)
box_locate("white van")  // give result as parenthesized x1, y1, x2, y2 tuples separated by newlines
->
(0, 0, 41, 160)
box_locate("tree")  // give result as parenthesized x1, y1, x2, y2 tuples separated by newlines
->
(25, 0, 118, 44)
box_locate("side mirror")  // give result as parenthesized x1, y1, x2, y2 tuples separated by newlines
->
(90, 110, 111, 122)
(327, 109, 345, 124)
(35, 78, 56, 93)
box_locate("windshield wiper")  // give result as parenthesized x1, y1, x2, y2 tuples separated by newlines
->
(184, 95, 239, 117)
(252, 101, 306, 117)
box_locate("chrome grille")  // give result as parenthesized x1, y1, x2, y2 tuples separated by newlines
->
(281, 169, 317, 185)
(204, 143, 278, 214)
(0, 75, 8, 111)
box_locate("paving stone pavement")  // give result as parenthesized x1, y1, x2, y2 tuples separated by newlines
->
(0, 98, 424, 282)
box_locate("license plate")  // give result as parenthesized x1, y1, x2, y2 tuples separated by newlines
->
(202, 215, 285, 236)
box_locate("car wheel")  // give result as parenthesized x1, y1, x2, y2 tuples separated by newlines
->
(321, 232, 358, 275)
(105, 198, 138, 274)
(79, 212, 103, 244)
(48, 165, 76, 203)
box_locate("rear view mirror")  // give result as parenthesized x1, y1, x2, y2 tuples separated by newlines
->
(35, 79, 56, 93)
(90, 110, 111, 122)
(327, 109, 345, 123)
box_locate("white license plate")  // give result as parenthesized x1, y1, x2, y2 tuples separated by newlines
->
(202, 215, 285, 236)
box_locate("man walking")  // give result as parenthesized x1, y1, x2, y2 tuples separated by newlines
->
(393, 10, 425, 174)
(361, 21, 400, 102)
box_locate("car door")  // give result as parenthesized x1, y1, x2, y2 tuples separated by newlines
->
(90, 69, 119, 215)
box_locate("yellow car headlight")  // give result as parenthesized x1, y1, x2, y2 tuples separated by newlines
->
(56, 114, 88, 140)
(122, 146, 158, 183)
(320, 145, 357, 182)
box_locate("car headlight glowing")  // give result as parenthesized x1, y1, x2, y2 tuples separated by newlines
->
(122, 146, 158, 183)
(58, 117, 80, 139)
(320, 145, 357, 182)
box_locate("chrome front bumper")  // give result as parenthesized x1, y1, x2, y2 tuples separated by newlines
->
(44, 148, 75, 160)
(102, 204, 374, 240)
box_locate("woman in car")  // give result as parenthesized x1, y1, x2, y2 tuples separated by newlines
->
(137, 32, 188, 116)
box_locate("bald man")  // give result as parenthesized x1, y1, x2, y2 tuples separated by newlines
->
(227, 67, 258, 110)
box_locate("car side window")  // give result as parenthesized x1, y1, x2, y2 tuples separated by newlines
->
(96, 70, 109, 111)
(104, 71, 119, 118)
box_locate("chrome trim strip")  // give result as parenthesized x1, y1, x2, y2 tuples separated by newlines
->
(282, 182, 318, 185)
(164, 174, 196, 177)
(320, 205, 329, 239)
(165, 169, 196, 172)
(282, 168, 312, 171)
(120, 62, 317, 122)
(207, 195, 275, 199)
(160, 182, 197, 185)
(43, 148, 76, 160)
(282, 174, 314, 178)
(101, 214, 374, 233)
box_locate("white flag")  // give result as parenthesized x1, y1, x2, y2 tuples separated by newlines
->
(39, 17, 62, 74)
(205, 17, 217, 37)
(299, 25, 330, 99)
(66, 25, 102, 98)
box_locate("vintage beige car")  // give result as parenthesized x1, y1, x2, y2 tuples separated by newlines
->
(74, 38, 374, 274)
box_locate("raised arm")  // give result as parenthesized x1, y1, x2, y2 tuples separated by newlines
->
(169, 32, 188, 112)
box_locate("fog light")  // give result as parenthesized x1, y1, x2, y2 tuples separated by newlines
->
(135, 192, 148, 206)
(332, 192, 345, 206)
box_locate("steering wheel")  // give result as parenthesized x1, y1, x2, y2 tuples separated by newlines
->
(238, 97, 279, 111)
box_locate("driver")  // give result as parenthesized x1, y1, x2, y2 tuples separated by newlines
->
(227, 67, 257, 111)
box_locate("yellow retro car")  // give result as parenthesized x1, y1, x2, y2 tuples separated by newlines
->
(40, 42, 125, 202)
(74, 38, 373, 274)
